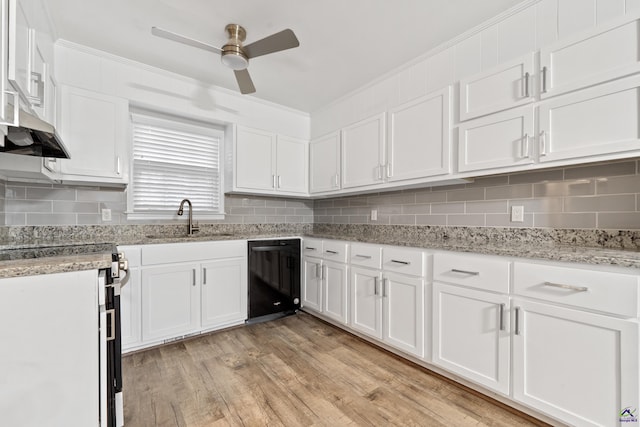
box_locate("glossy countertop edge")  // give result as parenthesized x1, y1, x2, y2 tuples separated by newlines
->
(1, 232, 640, 279)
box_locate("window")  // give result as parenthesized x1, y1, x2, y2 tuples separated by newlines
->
(127, 112, 224, 219)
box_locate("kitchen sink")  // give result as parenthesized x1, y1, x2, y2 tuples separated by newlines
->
(144, 233, 235, 240)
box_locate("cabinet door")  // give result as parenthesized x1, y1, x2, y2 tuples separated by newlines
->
(7, 0, 30, 100)
(513, 299, 639, 427)
(58, 85, 128, 180)
(309, 132, 340, 193)
(387, 86, 451, 182)
(302, 258, 322, 312)
(540, 13, 640, 99)
(432, 283, 510, 395)
(383, 272, 424, 358)
(350, 266, 383, 339)
(539, 75, 640, 163)
(323, 260, 348, 324)
(458, 105, 535, 172)
(120, 267, 141, 351)
(276, 135, 307, 194)
(201, 258, 247, 329)
(0, 0, 15, 131)
(459, 53, 534, 121)
(28, 37, 46, 118)
(141, 264, 199, 342)
(341, 113, 385, 189)
(235, 126, 276, 191)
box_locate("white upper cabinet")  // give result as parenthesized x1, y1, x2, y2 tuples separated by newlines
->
(538, 74, 640, 163)
(387, 86, 451, 182)
(341, 112, 385, 189)
(57, 85, 129, 183)
(0, 0, 17, 132)
(458, 105, 535, 172)
(275, 134, 308, 194)
(459, 53, 535, 121)
(233, 125, 308, 196)
(540, 12, 640, 99)
(6, 0, 30, 102)
(309, 131, 340, 193)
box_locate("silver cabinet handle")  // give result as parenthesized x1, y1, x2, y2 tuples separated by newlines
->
(515, 306, 521, 335)
(521, 134, 530, 159)
(386, 163, 391, 178)
(192, 269, 196, 286)
(451, 268, 479, 276)
(116, 156, 121, 175)
(322, 265, 326, 280)
(28, 71, 44, 107)
(373, 276, 379, 296)
(390, 259, 410, 265)
(355, 254, 372, 259)
(278, 175, 282, 188)
(499, 303, 505, 331)
(314, 263, 320, 279)
(1, 91, 19, 126)
(203, 268, 207, 285)
(272, 175, 276, 188)
(376, 165, 383, 180)
(382, 278, 387, 297)
(543, 281, 588, 292)
(539, 130, 547, 157)
(541, 66, 548, 93)
(334, 174, 339, 188)
(524, 72, 530, 98)
(325, 250, 338, 254)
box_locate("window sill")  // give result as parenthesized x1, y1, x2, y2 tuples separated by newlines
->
(125, 212, 225, 221)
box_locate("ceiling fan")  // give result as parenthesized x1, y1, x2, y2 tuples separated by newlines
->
(151, 24, 299, 94)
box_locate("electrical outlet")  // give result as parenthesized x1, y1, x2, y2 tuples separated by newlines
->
(511, 205, 524, 222)
(101, 209, 112, 222)
(371, 209, 378, 221)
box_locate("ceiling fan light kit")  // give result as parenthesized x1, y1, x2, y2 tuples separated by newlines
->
(151, 23, 299, 94)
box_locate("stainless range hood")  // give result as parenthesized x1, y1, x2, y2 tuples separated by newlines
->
(1, 108, 70, 159)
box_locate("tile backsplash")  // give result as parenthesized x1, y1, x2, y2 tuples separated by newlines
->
(314, 159, 640, 230)
(1, 182, 314, 226)
(2, 159, 639, 229)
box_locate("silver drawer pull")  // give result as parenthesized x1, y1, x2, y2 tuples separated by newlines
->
(305, 247, 317, 251)
(390, 259, 410, 265)
(543, 281, 588, 292)
(355, 254, 372, 259)
(451, 268, 480, 276)
(325, 250, 338, 254)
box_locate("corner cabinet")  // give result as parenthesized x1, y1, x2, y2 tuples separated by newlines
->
(309, 132, 341, 193)
(387, 86, 451, 182)
(231, 125, 308, 196)
(57, 85, 129, 184)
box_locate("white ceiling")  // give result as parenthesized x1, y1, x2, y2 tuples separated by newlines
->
(45, 0, 527, 113)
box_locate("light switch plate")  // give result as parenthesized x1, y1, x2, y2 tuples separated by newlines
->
(371, 209, 378, 221)
(511, 205, 524, 222)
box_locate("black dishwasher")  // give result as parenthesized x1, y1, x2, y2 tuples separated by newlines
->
(248, 239, 301, 321)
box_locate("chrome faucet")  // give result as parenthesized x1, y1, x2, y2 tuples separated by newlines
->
(177, 198, 200, 235)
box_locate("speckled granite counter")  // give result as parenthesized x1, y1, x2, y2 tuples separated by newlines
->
(1, 223, 639, 279)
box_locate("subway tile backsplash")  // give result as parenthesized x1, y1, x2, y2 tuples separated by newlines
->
(1, 159, 639, 229)
(315, 159, 640, 230)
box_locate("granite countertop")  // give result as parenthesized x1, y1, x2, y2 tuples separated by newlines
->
(1, 224, 640, 279)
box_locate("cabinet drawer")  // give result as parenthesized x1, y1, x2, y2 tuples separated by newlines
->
(142, 240, 246, 265)
(513, 262, 639, 317)
(323, 240, 349, 263)
(302, 238, 323, 258)
(433, 253, 510, 294)
(350, 243, 382, 269)
(382, 247, 426, 277)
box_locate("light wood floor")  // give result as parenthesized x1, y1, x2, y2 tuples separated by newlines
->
(123, 312, 548, 427)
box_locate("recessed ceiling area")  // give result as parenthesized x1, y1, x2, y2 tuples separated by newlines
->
(44, 0, 528, 112)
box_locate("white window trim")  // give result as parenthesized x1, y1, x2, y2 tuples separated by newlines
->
(126, 111, 225, 220)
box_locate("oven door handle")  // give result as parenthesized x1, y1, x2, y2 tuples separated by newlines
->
(251, 246, 289, 252)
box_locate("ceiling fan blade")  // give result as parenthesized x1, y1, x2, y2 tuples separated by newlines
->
(243, 29, 299, 59)
(151, 27, 222, 55)
(234, 69, 256, 94)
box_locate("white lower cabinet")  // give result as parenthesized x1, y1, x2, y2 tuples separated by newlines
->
(120, 241, 247, 351)
(322, 260, 349, 324)
(512, 299, 638, 427)
(141, 263, 200, 342)
(350, 266, 383, 339)
(383, 271, 425, 358)
(432, 283, 510, 395)
(302, 257, 323, 312)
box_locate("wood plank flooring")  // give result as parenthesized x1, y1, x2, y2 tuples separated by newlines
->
(123, 312, 548, 427)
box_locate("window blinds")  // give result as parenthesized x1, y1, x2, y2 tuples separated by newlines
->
(131, 114, 223, 214)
